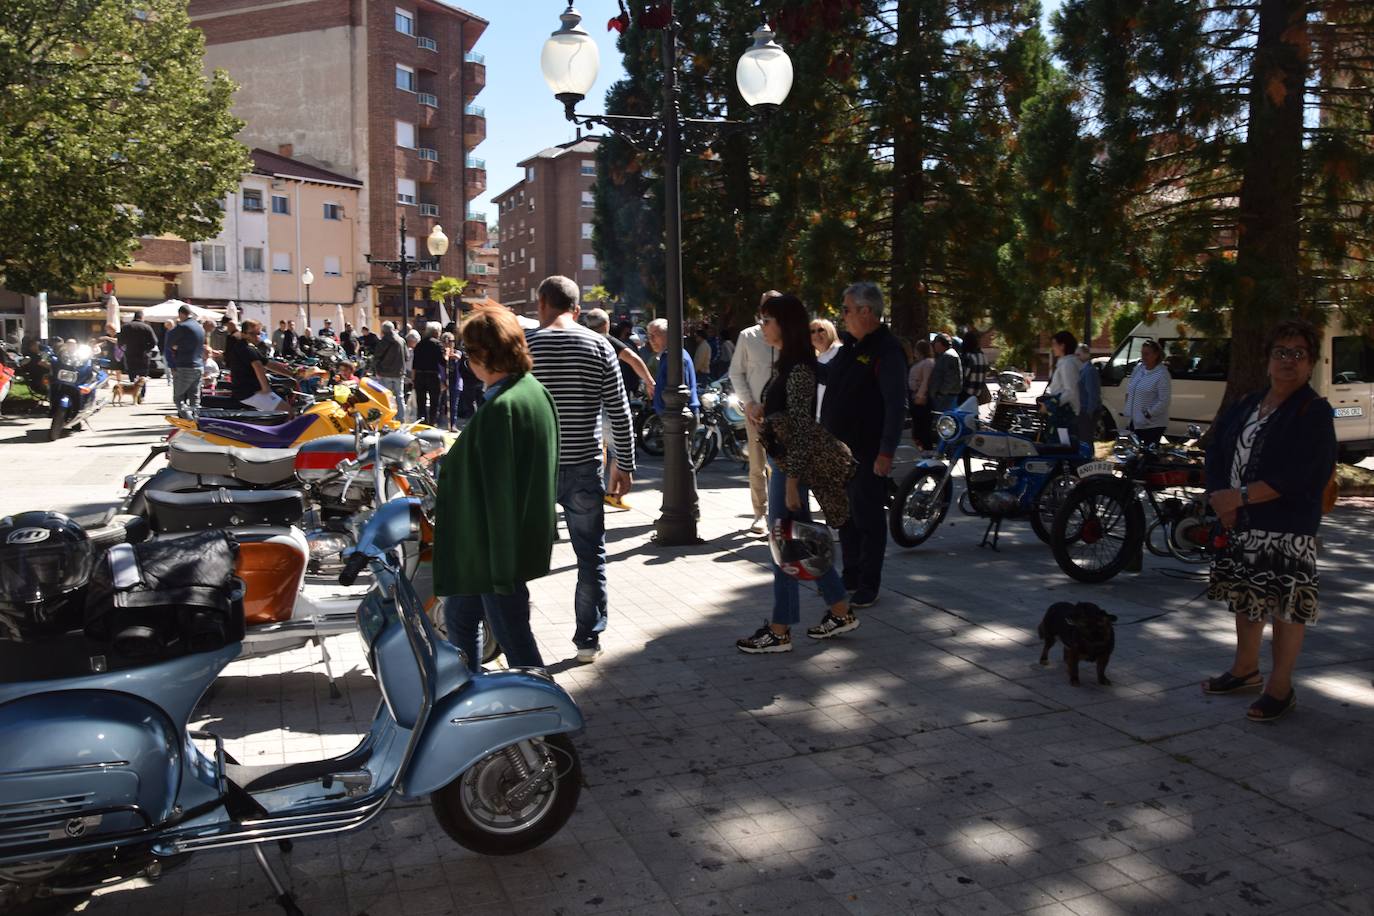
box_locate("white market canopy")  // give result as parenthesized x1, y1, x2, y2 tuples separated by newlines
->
(141, 299, 224, 322)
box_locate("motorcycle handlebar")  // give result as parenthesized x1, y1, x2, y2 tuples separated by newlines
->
(339, 551, 369, 587)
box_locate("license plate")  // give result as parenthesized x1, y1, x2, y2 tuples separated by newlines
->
(1076, 460, 1118, 478)
(58, 369, 78, 383)
(1334, 406, 1364, 418)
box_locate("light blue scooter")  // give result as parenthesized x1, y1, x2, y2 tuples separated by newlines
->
(0, 499, 584, 914)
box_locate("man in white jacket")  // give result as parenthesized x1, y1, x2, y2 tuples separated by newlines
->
(728, 290, 780, 534)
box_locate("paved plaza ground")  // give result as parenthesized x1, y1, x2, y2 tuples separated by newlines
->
(1, 384, 1372, 916)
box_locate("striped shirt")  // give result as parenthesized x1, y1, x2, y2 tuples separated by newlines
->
(527, 324, 635, 472)
(1124, 362, 1172, 430)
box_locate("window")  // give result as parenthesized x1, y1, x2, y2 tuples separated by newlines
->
(1332, 336, 1374, 385)
(528, 257, 535, 273)
(529, 288, 537, 303)
(272, 251, 292, 274)
(581, 190, 594, 207)
(1157, 338, 1229, 381)
(525, 165, 536, 181)
(396, 177, 416, 205)
(396, 64, 416, 92)
(580, 160, 596, 177)
(404, 236, 417, 258)
(527, 198, 535, 212)
(394, 7, 414, 34)
(528, 227, 534, 238)
(322, 203, 342, 220)
(200, 244, 227, 272)
(243, 247, 264, 272)
(581, 222, 593, 240)
(519, 247, 525, 259)
(581, 253, 597, 270)
(324, 256, 342, 277)
(395, 120, 415, 148)
(271, 195, 289, 215)
(242, 189, 264, 211)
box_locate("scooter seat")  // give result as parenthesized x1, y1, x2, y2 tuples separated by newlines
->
(145, 488, 305, 533)
(168, 437, 299, 485)
(193, 413, 322, 450)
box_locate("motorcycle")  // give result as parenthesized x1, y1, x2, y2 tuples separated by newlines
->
(0, 499, 583, 914)
(691, 379, 750, 472)
(888, 396, 1094, 550)
(166, 377, 425, 448)
(1049, 428, 1215, 583)
(48, 342, 109, 441)
(634, 396, 663, 457)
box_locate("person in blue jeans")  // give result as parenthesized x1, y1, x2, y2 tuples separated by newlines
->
(736, 294, 858, 654)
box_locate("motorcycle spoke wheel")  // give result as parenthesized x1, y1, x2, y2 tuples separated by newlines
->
(432, 735, 582, 856)
(889, 468, 951, 548)
(1030, 471, 1076, 545)
(1050, 481, 1143, 584)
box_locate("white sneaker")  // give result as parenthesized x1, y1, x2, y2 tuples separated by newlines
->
(576, 645, 603, 663)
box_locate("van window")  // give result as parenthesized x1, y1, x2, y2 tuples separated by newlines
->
(1331, 335, 1374, 385)
(1158, 338, 1229, 381)
(1103, 337, 1147, 386)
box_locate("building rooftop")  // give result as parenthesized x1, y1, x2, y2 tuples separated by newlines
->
(250, 148, 363, 188)
(517, 135, 602, 168)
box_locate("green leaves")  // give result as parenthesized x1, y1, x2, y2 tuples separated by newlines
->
(0, 0, 249, 295)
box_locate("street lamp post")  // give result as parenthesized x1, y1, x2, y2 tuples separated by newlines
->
(366, 214, 450, 327)
(302, 267, 314, 331)
(540, 3, 792, 546)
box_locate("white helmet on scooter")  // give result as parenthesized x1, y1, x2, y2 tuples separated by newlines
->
(769, 519, 834, 581)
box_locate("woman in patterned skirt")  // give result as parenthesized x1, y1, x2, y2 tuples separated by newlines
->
(1202, 319, 1337, 721)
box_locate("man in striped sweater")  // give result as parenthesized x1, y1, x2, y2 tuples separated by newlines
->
(527, 276, 635, 663)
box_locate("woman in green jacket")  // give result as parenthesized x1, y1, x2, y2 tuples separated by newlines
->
(433, 306, 559, 671)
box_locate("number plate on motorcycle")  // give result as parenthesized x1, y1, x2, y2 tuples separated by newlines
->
(1334, 406, 1364, 418)
(1076, 460, 1118, 478)
(58, 369, 78, 383)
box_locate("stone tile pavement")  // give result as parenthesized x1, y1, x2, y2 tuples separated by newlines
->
(4, 391, 1371, 915)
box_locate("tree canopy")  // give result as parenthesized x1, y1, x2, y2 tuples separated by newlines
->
(0, 0, 248, 295)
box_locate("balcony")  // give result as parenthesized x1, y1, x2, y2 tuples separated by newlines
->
(466, 156, 485, 170)
(417, 147, 439, 162)
(419, 203, 440, 217)
(418, 91, 438, 109)
(417, 35, 437, 52)
(463, 52, 485, 100)
(465, 166, 486, 198)
(467, 263, 490, 276)
(465, 215, 487, 248)
(464, 109, 485, 147)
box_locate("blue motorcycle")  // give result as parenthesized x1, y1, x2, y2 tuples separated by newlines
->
(48, 342, 109, 440)
(889, 396, 1094, 549)
(0, 499, 583, 914)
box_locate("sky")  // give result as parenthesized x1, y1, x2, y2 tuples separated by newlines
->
(460, 1, 1064, 231)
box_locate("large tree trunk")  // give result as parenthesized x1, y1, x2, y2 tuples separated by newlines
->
(1225, 0, 1309, 409)
(889, 0, 928, 339)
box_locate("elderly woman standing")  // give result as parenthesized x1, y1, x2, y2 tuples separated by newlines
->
(1123, 338, 1172, 445)
(1202, 319, 1337, 721)
(433, 307, 559, 671)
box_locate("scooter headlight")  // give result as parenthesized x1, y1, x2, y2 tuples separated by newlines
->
(936, 415, 960, 441)
(700, 391, 720, 410)
(74, 345, 92, 363)
(399, 438, 424, 470)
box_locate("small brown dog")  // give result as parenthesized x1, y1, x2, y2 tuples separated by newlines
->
(109, 371, 146, 406)
(1038, 601, 1117, 687)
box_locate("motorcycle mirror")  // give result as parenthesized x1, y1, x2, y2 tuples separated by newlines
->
(1186, 424, 1202, 439)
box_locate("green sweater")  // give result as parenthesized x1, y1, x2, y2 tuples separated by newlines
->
(431, 373, 559, 596)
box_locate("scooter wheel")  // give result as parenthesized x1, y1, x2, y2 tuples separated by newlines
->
(431, 734, 582, 856)
(49, 413, 65, 441)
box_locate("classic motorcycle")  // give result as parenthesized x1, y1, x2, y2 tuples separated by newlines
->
(1049, 428, 1215, 583)
(691, 379, 749, 472)
(0, 499, 583, 914)
(48, 343, 110, 441)
(888, 397, 1094, 549)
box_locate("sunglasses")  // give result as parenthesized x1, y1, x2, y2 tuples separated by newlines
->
(1270, 346, 1309, 362)
(759, 316, 777, 325)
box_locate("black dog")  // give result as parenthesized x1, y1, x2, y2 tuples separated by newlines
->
(1037, 602, 1117, 686)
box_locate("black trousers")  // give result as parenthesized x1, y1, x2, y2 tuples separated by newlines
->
(839, 460, 888, 595)
(413, 370, 441, 424)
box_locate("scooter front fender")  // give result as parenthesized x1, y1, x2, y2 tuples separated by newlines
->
(402, 670, 584, 798)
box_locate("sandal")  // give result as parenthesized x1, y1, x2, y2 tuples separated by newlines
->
(1247, 690, 1297, 722)
(1202, 670, 1263, 694)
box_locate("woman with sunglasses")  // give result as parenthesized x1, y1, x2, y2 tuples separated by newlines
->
(1201, 319, 1338, 722)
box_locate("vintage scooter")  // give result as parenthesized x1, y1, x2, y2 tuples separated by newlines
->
(48, 343, 109, 441)
(0, 499, 583, 915)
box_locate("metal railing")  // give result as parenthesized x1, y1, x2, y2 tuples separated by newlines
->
(465, 157, 485, 170)
(464, 51, 485, 64)
(466, 210, 486, 222)
(464, 103, 485, 117)
(419, 203, 440, 217)
(417, 36, 437, 52)
(417, 148, 439, 162)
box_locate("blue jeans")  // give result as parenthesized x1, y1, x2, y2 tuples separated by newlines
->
(558, 460, 608, 649)
(444, 586, 544, 672)
(768, 458, 847, 627)
(375, 375, 406, 423)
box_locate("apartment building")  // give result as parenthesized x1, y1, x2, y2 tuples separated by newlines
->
(467, 243, 500, 302)
(188, 0, 488, 326)
(493, 137, 601, 314)
(182, 149, 364, 331)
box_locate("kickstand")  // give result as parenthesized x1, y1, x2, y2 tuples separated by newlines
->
(979, 517, 1003, 551)
(252, 843, 304, 916)
(313, 617, 341, 699)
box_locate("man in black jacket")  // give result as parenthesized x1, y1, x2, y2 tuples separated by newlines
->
(410, 322, 444, 424)
(116, 311, 158, 382)
(819, 282, 908, 608)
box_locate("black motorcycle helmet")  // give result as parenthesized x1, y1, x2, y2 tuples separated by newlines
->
(0, 512, 95, 636)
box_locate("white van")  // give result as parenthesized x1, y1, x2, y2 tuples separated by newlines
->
(1098, 314, 1374, 460)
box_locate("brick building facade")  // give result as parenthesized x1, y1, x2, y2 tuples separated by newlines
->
(493, 137, 601, 315)
(188, 0, 487, 327)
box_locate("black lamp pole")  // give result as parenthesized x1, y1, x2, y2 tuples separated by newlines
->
(366, 213, 437, 327)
